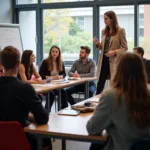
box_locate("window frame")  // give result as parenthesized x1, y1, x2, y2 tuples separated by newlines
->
(13, 0, 150, 66)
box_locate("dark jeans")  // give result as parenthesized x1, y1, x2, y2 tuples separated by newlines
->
(26, 133, 52, 150)
(65, 82, 96, 105)
(90, 143, 106, 150)
(45, 89, 68, 111)
(96, 55, 110, 94)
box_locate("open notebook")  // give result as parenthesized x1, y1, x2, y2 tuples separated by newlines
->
(53, 79, 69, 84)
(58, 109, 80, 116)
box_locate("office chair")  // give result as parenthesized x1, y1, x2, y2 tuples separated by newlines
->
(0, 121, 31, 150)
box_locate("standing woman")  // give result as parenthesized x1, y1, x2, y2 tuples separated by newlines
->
(93, 11, 128, 94)
(39, 45, 68, 109)
(18, 50, 45, 84)
(87, 53, 150, 150)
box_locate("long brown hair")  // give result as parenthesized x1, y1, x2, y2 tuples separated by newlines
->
(21, 50, 34, 79)
(112, 52, 150, 128)
(103, 11, 119, 36)
(46, 45, 63, 72)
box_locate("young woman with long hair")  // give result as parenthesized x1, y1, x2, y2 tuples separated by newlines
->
(39, 45, 65, 80)
(93, 11, 128, 94)
(18, 50, 45, 84)
(87, 52, 150, 150)
(39, 45, 68, 110)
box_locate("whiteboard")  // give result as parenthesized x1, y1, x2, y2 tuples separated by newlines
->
(0, 23, 23, 52)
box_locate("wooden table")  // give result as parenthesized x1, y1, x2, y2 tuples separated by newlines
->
(33, 77, 97, 111)
(24, 94, 108, 150)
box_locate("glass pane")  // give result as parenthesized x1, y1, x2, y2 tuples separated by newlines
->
(43, 8, 93, 63)
(99, 6, 134, 52)
(19, 11, 37, 61)
(139, 5, 150, 59)
(17, 0, 37, 5)
(42, 0, 93, 3)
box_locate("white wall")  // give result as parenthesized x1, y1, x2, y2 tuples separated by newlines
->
(0, 0, 12, 23)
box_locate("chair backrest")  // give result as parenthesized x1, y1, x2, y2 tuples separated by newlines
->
(0, 121, 31, 150)
(130, 137, 150, 150)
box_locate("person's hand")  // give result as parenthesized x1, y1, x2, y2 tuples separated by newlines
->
(105, 51, 116, 57)
(73, 73, 80, 77)
(36, 77, 42, 81)
(28, 113, 35, 123)
(46, 76, 51, 79)
(59, 75, 63, 79)
(93, 37, 99, 45)
(37, 79, 46, 84)
(52, 74, 60, 80)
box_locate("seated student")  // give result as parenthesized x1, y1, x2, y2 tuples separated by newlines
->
(133, 46, 150, 83)
(39, 45, 68, 109)
(0, 46, 52, 150)
(86, 52, 150, 150)
(66, 46, 96, 105)
(18, 50, 46, 84)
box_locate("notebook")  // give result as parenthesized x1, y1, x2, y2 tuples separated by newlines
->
(53, 79, 69, 84)
(58, 109, 80, 116)
(68, 77, 81, 80)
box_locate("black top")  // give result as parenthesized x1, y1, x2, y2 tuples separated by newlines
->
(0, 76, 49, 127)
(39, 59, 66, 79)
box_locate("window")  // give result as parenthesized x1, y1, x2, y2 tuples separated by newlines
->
(42, 0, 93, 3)
(14, 0, 150, 65)
(19, 11, 37, 63)
(139, 13, 144, 37)
(17, 0, 37, 5)
(76, 17, 84, 31)
(43, 8, 93, 63)
(139, 28, 144, 37)
(99, 6, 134, 52)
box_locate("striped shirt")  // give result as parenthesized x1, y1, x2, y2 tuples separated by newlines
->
(68, 58, 96, 78)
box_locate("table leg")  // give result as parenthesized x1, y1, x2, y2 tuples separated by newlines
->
(62, 139, 66, 150)
(46, 92, 50, 113)
(58, 89, 61, 111)
(37, 136, 43, 150)
(85, 81, 89, 99)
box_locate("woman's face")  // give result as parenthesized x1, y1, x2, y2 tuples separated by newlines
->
(51, 47, 59, 60)
(30, 53, 35, 63)
(104, 15, 112, 27)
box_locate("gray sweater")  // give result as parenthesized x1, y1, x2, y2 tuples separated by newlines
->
(86, 89, 149, 150)
(68, 58, 96, 78)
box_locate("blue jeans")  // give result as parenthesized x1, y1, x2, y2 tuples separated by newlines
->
(65, 82, 96, 105)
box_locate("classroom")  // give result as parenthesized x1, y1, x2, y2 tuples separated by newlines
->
(0, 0, 150, 150)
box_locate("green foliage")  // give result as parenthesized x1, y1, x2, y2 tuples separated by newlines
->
(61, 32, 92, 53)
(69, 21, 82, 36)
(43, 9, 73, 53)
(127, 39, 134, 52)
(44, 16, 92, 54)
(44, 36, 55, 53)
